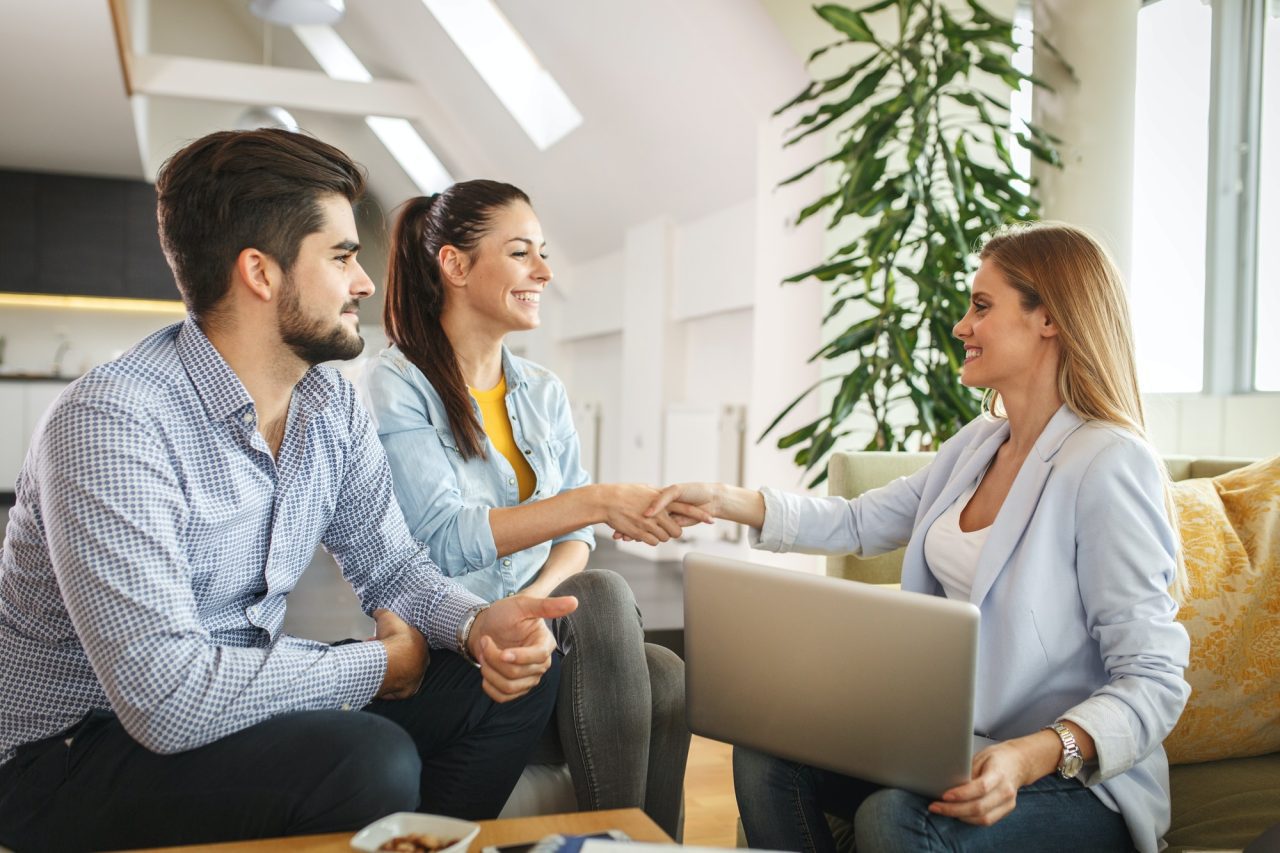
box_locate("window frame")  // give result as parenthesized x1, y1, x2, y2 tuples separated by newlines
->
(1202, 0, 1267, 394)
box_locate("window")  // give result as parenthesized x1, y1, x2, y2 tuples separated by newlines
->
(1127, 0, 1277, 394)
(1130, 0, 1213, 393)
(293, 24, 453, 194)
(420, 0, 582, 150)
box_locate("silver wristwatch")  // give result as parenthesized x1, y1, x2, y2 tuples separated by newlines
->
(456, 603, 490, 668)
(1044, 721, 1084, 780)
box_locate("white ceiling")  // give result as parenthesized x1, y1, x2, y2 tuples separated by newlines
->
(0, 0, 809, 262)
(0, 0, 144, 179)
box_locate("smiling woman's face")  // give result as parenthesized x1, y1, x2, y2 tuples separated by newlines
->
(952, 258, 1059, 394)
(451, 201, 551, 335)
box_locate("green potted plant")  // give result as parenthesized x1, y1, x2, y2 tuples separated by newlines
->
(765, 0, 1067, 485)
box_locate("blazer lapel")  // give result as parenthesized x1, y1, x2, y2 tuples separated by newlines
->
(902, 421, 1009, 591)
(968, 405, 1087, 607)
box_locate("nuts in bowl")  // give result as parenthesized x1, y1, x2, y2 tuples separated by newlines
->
(350, 813, 481, 853)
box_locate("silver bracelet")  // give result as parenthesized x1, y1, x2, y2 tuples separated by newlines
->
(457, 603, 490, 668)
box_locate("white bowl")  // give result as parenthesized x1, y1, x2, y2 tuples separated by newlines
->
(350, 812, 481, 853)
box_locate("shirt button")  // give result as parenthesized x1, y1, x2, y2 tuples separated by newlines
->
(341, 703, 352, 711)
(502, 559, 512, 567)
(508, 477, 516, 485)
(241, 412, 254, 424)
(523, 448, 532, 454)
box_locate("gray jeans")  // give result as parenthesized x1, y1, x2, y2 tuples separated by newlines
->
(549, 569, 690, 840)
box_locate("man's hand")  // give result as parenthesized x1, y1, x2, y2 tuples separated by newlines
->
(599, 483, 713, 545)
(373, 608, 429, 700)
(468, 595, 578, 703)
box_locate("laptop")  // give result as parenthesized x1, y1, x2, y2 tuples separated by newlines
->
(683, 552, 986, 798)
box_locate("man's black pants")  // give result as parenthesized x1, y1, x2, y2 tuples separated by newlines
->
(0, 650, 560, 852)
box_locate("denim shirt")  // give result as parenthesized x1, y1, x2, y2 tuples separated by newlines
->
(360, 345, 595, 600)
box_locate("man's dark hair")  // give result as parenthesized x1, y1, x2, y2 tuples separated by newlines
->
(155, 128, 366, 320)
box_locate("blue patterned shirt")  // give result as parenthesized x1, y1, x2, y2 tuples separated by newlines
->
(0, 319, 485, 765)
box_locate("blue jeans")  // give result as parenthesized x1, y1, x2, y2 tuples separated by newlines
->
(733, 746, 1134, 853)
(551, 570, 690, 840)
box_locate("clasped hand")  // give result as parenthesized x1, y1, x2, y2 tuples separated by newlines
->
(372, 595, 579, 704)
(599, 483, 714, 545)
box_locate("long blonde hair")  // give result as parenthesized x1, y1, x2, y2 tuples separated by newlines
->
(978, 221, 1187, 600)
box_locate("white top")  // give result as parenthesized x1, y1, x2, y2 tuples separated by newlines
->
(923, 478, 991, 600)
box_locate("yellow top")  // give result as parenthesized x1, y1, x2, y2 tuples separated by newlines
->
(470, 375, 537, 502)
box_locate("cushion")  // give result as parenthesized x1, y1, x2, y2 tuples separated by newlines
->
(1166, 753, 1280, 851)
(1164, 456, 1280, 765)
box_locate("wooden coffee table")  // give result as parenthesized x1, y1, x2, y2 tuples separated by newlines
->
(128, 808, 673, 852)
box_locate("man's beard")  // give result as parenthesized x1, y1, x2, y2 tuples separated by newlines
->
(277, 273, 365, 365)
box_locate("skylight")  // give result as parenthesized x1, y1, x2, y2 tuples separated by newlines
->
(420, 0, 582, 150)
(292, 24, 372, 82)
(292, 24, 453, 194)
(364, 117, 452, 194)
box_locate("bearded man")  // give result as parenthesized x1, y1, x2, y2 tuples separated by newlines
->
(0, 129, 575, 851)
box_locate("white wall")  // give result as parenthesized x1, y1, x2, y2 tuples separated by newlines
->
(681, 308, 753, 408)
(556, 251, 625, 342)
(561, 332, 624, 484)
(1145, 394, 1280, 459)
(671, 200, 756, 321)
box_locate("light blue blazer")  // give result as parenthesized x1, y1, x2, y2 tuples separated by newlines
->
(753, 406, 1191, 853)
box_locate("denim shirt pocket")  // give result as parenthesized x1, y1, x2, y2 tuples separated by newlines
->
(534, 437, 567, 499)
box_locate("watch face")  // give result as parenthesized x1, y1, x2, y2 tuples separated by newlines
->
(1062, 753, 1085, 779)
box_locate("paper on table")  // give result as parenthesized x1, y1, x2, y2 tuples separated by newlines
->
(581, 842, 787, 853)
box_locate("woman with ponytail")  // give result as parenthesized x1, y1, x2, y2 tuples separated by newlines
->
(362, 181, 694, 836)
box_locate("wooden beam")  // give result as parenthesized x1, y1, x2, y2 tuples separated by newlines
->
(106, 0, 134, 97)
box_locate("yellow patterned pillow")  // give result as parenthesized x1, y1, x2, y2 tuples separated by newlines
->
(1165, 456, 1280, 765)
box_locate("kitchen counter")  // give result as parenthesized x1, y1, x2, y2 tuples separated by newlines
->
(0, 373, 76, 383)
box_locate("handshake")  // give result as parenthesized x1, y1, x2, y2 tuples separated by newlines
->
(595, 481, 725, 545)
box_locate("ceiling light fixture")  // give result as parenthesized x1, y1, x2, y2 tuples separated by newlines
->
(235, 105, 301, 132)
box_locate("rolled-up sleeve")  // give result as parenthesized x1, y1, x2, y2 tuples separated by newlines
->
(749, 463, 930, 556)
(362, 358, 499, 575)
(1062, 438, 1190, 784)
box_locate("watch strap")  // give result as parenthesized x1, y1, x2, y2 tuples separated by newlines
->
(1044, 721, 1083, 780)
(456, 603, 490, 668)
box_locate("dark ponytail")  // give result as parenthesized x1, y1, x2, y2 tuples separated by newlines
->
(383, 180, 531, 459)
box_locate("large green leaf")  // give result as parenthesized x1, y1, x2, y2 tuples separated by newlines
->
(774, 54, 880, 117)
(815, 5, 877, 43)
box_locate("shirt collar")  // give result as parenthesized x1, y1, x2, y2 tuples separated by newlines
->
(1033, 403, 1086, 462)
(177, 317, 255, 423)
(500, 346, 529, 390)
(176, 317, 335, 423)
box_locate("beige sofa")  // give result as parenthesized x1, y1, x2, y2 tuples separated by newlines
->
(826, 451, 1280, 851)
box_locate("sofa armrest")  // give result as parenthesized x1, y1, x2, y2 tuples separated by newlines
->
(825, 451, 932, 584)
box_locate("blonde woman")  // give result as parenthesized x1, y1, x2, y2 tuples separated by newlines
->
(647, 223, 1190, 853)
